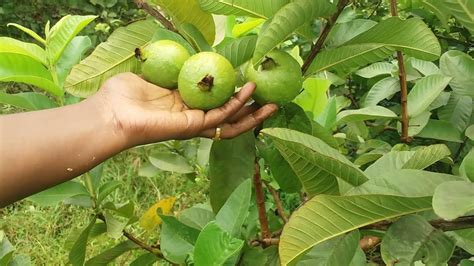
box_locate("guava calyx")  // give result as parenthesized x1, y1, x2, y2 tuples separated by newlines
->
(198, 74, 214, 91)
(260, 56, 278, 71)
(134, 48, 143, 61)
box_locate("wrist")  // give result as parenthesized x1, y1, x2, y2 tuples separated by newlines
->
(84, 94, 130, 151)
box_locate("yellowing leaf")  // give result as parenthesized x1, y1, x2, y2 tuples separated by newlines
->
(139, 197, 176, 232)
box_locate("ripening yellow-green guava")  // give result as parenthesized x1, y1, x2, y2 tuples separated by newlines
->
(139, 40, 190, 89)
(178, 52, 236, 110)
(245, 50, 303, 105)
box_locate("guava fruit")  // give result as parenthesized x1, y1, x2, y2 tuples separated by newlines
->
(139, 40, 190, 89)
(245, 50, 303, 105)
(178, 52, 236, 110)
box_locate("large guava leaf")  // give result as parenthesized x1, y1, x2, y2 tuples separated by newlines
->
(215, 35, 257, 68)
(307, 17, 441, 75)
(438, 0, 474, 34)
(0, 37, 47, 65)
(261, 128, 368, 196)
(65, 20, 156, 97)
(252, 0, 336, 66)
(407, 74, 451, 117)
(151, 0, 215, 45)
(198, 0, 289, 18)
(278, 194, 432, 265)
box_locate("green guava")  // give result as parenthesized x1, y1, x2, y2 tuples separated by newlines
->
(139, 40, 190, 89)
(178, 52, 236, 110)
(245, 50, 303, 105)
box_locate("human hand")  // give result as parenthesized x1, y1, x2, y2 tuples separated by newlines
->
(92, 73, 278, 147)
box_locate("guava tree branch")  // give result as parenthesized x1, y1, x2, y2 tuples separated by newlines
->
(389, 0, 410, 143)
(97, 213, 174, 264)
(363, 215, 474, 231)
(264, 180, 289, 223)
(134, 0, 178, 33)
(253, 160, 271, 240)
(301, 0, 349, 74)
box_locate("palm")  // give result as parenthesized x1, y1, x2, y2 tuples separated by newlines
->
(97, 73, 277, 145)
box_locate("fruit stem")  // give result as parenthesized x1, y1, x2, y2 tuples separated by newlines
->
(198, 74, 214, 91)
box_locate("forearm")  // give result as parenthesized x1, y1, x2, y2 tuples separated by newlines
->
(0, 96, 127, 207)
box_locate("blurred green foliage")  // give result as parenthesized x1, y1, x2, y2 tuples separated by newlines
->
(0, 0, 146, 45)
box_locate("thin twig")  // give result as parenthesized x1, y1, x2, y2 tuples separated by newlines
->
(253, 160, 271, 240)
(301, 0, 349, 74)
(263, 181, 289, 223)
(389, 0, 410, 143)
(134, 0, 178, 32)
(97, 213, 174, 264)
(250, 238, 280, 247)
(363, 215, 474, 231)
(359, 236, 381, 252)
(367, 0, 382, 19)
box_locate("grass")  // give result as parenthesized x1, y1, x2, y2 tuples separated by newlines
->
(0, 146, 210, 264)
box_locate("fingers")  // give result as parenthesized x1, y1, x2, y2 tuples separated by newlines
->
(226, 103, 259, 123)
(203, 82, 256, 128)
(201, 103, 278, 139)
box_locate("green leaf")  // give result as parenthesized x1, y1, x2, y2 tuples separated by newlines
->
(439, 0, 474, 34)
(96, 180, 122, 205)
(160, 218, 195, 264)
(336, 106, 397, 125)
(0, 232, 15, 265)
(381, 215, 455, 265)
(0, 92, 57, 111)
(85, 241, 137, 266)
(56, 36, 92, 87)
(216, 35, 257, 68)
(216, 179, 252, 237)
(7, 23, 46, 45)
(151, 0, 215, 44)
(46, 15, 96, 65)
(307, 18, 441, 75)
(410, 57, 440, 76)
(209, 131, 255, 212)
(252, 0, 336, 65)
(417, 119, 463, 143)
(198, 0, 289, 18)
(69, 218, 96, 266)
(231, 18, 265, 37)
(0, 37, 47, 65)
(263, 102, 312, 134)
(293, 78, 331, 118)
(0, 53, 62, 96)
(440, 50, 474, 98)
(364, 151, 414, 177)
(179, 23, 213, 52)
(407, 74, 451, 117)
(362, 77, 399, 107)
(421, 0, 449, 27)
(446, 229, 474, 254)
(104, 211, 128, 239)
(466, 125, 474, 141)
(278, 194, 432, 265)
(65, 20, 157, 97)
(194, 222, 244, 266)
(460, 148, 474, 181)
(325, 19, 377, 48)
(258, 139, 302, 193)
(160, 215, 201, 245)
(298, 230, 361, 266)
(179, 204, 215, 230)
(348, 169, 463, 197)
(28, 181, 88, 206)
(355, 62, 393, 78)
(149, 152, 194, 174)
(316, 96, 337, 130)
(151, 28, 196, 55)
(311, 121, 339, 149)
(438, 93, 472, 133)
(402, 144, 451, 169)
(262, 128, 368, 196)
(130, 253, 159, 266)
(433, 181, 474, 220)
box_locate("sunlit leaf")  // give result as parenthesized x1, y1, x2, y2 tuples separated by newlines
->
(362, 77, 399, 107)
(440, 50, 474, 98)
(215, 35, 257, 68)
(0, 37, 47, 65)
(433, 181, 474, 220)
(198, 0, 289, 18)
(336, 106, 397, 125)
(407, 74, 451, 117)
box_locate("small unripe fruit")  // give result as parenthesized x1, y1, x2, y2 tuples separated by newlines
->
(178, 52, 236, 110)
(245, 50, 303, 105)
(139, 40, 190, 89)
